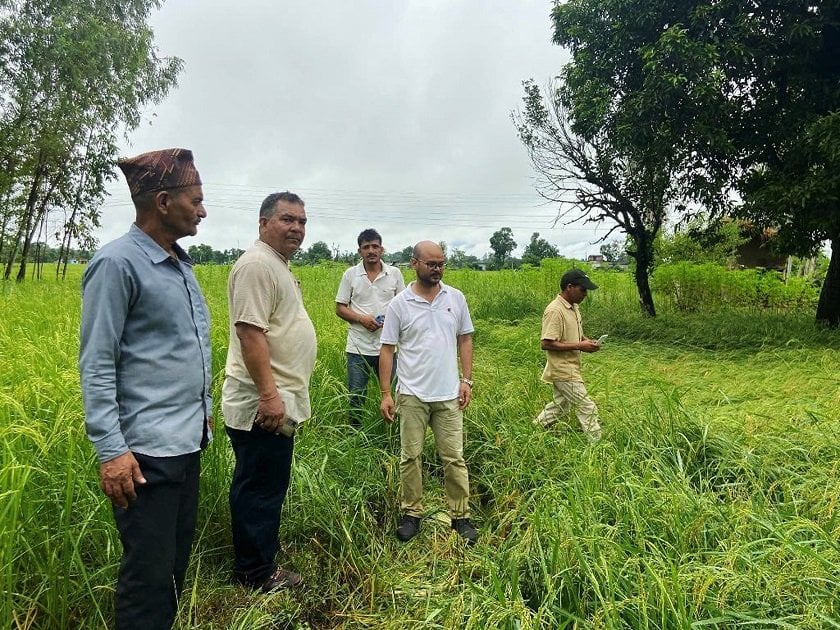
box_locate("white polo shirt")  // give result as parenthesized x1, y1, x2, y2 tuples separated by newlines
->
(335, 261, 405, 355)
(380, 281, 474, 402)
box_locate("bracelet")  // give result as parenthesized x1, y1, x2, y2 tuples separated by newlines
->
(259, 393, 278, 401)
(460, 378, 473, 388)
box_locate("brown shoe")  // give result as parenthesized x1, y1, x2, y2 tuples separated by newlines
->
(261, 566, 302, 592)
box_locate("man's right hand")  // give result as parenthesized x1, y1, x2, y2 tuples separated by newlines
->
(380, 392, 395, 423)
(99, 451, 146, 509)
(358, 314, 382, 332)
(255, 393, 288, 434)
(579, 339, 601, 353)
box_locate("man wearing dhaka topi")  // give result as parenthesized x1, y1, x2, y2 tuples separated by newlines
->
(79, 148, 212, 629)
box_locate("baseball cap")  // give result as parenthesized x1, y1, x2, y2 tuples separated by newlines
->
(561, 268, 598, 290)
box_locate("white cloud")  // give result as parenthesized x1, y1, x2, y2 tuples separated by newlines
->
(97, 0, 610, 260)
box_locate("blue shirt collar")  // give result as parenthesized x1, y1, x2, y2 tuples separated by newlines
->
(128, 224, 192, 265)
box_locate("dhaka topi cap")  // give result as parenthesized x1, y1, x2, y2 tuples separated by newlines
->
(561, 268, 598, 290)
(117, 148, 202, 197)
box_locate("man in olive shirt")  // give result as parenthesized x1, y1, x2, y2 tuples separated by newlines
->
(79, 148, 212, 629)
(535, 268, 602, 442)
(222, 191, 317, 592)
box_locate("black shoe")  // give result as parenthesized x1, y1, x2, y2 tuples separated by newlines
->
(261, 566, 303, 592)
(396, 515, 421, 541)
(451, 518, 477, 545)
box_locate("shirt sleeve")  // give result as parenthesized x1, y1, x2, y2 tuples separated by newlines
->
(541, 307, 564, 341)
(379, 299, 401, 345)
(457, 293, 475, 335)
(78, 256, 132, 462)
(229, 260, 277, 331)
(335, 268, 353, 305)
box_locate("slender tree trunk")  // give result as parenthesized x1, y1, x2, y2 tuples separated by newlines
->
(16, 196, 48, 282)
(6, 156, 44, 280)
(0, 198, 11, 264)
(632, 233, 657, 317)
(816, 236, 840, 328)
(17, 172, 58, 282)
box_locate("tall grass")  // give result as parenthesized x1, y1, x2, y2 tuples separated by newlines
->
(1, 263, 838, 628)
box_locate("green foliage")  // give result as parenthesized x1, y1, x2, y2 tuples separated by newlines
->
(488, 227, 516, 269)
(521, 232, 559, 267)
(384, 245, 414, 265)
(448, 248, 482, 270)
(653, 262, 820, 313)
(293, 240, 333, 266)
(0, 0, 182, 280)
(599, 240, 629, 267)
(3, 264, 840, 627)
(187, 244, 245, 265)
(542, 0, 840, 325)
(657, 218, 748, 266)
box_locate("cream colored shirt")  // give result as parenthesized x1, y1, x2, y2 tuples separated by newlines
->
(540, 294, 583, 383)
(335, 261, 405, 355)
(222, 240, 317, 430)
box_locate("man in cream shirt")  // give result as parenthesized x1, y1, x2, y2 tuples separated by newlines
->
(222, 191, 316, 592)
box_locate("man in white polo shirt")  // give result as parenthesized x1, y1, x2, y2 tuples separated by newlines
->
(379, 240, 477, 545)
(335, 228, 405, 426)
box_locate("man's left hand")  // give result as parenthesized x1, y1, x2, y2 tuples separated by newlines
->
(458, 382, 472, 410)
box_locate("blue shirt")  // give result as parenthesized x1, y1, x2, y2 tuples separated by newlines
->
(79, 224, 213, 462)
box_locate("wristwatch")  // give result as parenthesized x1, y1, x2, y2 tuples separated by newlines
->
(460, 377, 473, 388)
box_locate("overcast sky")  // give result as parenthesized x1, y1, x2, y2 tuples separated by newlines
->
(96, 0, 612, 259)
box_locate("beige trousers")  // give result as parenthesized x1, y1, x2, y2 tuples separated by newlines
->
(536, 381, 602, 441)
(397, 394, 470, 518)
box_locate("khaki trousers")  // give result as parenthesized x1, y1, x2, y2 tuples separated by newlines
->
(536, 381, 602, 441)
(397, 393, 470, 518)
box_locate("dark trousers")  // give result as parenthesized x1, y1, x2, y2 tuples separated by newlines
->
(226, 425, 294, 586)
(113, 451, 200, 630)
(347, 352, 396, 423)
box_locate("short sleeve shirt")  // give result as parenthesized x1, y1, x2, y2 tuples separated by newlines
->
(541, 294, 584, 383)
(380, 281, 474, 402)
(335, 262, 405, 355)
(222, 240, 317, 429)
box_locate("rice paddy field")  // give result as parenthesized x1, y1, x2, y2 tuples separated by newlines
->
(1, 261, 839, 629)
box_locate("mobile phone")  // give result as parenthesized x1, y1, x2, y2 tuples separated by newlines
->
(596, 334, 608, 345)
(278, 417, 299, 437)
(254, 411, 299, 437)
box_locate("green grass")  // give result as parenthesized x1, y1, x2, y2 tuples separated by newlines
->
(1, 264, 839, 628)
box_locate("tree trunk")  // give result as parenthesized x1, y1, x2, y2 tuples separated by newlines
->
(17, 171, 57, 282)
(633, 235, 657, 317)
(6, 156, 44, 280)
(816, 236, 840, 328)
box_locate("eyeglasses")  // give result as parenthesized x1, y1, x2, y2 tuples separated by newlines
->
(413, 258, 446, 270)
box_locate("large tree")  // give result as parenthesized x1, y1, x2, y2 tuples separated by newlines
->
(531, 0, 840, 325)
(728, 4, 840, 326)
(521, 232, 559, 266)
(489, 227, 516, 269)
(294, 240, 333, 266)
(0, 0, 182, 280)
(516, 0, 736, 316)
